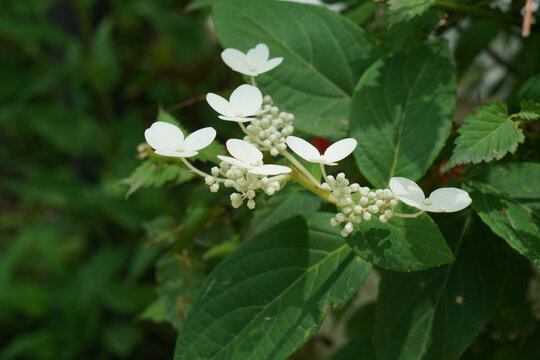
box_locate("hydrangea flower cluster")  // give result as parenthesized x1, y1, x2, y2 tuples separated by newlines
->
(143, 43, 472, 238)
(243, 95, 294, 156)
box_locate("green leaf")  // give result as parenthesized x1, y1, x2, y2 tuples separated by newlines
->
(121, 160, 194, 198)
(464, 162, 540, 266)
(156, 253, 205, 331)
(345, 209, 454, 271)
(174, 213, 372, 360)
(213, 0, 381, 139)
(375, 212, 510, 360)
(351, 39, 457, 187)
(248, 190, 322, 238)
(447, 100, 525, 168)
(518, 99, 540, 120)
(387, 0, 436, 23)
(137, 300, 168, 323)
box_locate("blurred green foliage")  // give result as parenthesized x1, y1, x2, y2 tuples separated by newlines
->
(0, 0, 235, 358)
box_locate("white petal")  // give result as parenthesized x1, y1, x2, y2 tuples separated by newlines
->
(246, 43, 269, 70)
(221, 48, 251, 75)
(217, 155, 252, 169)
(144, 121, 184, 152)
(218, 115, 254, 123)
(253, 57, 283, 75)
(229, 84, 262, 116)
(285, 136, 321, 162)
(206, 93, 235, 117)
(323, 138, 357, 163)
(226, 139, 262, 165)
(155, 149, 197, 158)
(249, 164, 291, 175)
(183, 127, 216, 152)
(428, 188, 472, 213)
(389, 177, 426, 210)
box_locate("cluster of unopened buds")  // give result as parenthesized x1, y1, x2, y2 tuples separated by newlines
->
(143, 43, 472, 238)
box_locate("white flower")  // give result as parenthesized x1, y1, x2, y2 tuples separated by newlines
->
(221, 43, 283, 76)
(389, 177, 472, 213)
(144, 121, 216, 158)
(285, 136, 357, 166)
(218, 139, 291, 175)
(206, 84, 262, 123)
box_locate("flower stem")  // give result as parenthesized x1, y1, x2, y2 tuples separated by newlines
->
(281, 150, 321, 188)
(290, 170, 336, 205)
(320, 163, 331, 184)
(251, 76, 257, 86)
(180, 157, 210, 178)
(393, 210, 425, 218)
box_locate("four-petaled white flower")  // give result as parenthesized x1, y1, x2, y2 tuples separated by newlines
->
(286, 136, 357, 166)
(389, 177, 472, 213)
(206, 84, 262, 123)
(221, 43, 283, 77)
(218, 139, 291, 175)
(144, 121, 216, 158)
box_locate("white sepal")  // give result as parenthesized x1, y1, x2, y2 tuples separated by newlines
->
(221, 43, 283, 76)
(206, 84, 262, 123)
(219, 139, 291, 175)
(389, 177, 472, 213)
(144, 121, 216, 158)
(285, 136, 357, 165)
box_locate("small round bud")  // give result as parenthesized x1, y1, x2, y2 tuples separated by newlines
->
(352, 216, 361, 224)
(379, 215, 388, 223)
(343, 207, 352, 214)
(336, 213, 346, 222)
(205, 176, 215, 185)
(265, 187, 275, 196)
(210, 183, 219, 192)
(330, 218, 340, 226)
(224, 179, 235, 187)
(246, 190, 256, 199)
(360, 187, 370, 196)
(321, 183, 332, 191)
(270, 148, 279, 156)
(247, 199, 256, 209)
(360, 196, 369, 206)
(337, 198, 348, 207)
(389, 199, 399, 209)
(368, 192, 376, 200)
(384, 210, 394, 219)
(368, 205, 379, 213)
(263, 140, 272, 148)
(211, 167, 220, 177)
(270, 181, 280, 190)
(350, 183, 360, 192)
(344, 222, 353, 233)
(341, 229, 350, 238)
(375, 189, 384, 198)
(353, 205, 363, 214)
(375, 199, 385, 208)
(363, 212, 372, 221)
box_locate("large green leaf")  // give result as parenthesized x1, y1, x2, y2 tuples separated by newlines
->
(464, 162, 540, 266)
(351, 39, 457, 187)
(248, 190, 322, 238)
(345, 209, 454, 271)
(447, 100, 524, 168)
(375, 212, 510, 360)
(174, 213, 372, 360)
(213, 0, 381, 139)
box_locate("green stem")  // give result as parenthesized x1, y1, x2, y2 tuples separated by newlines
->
(281, 150, 321, 188)
(320, 163, 332, 184)
(434, 0, 521, 26)
(251, 76, 257, 86)
(393, 210, 425, 218)
(181, 157, 210, 178)
(290, 171, 336, 204)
